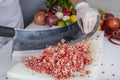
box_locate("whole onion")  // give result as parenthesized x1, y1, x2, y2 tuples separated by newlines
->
(103, 13, 114, 19)
(104, 17, 120, 33)
(34, 11, 46, 25)
(45, 15, 59, 27)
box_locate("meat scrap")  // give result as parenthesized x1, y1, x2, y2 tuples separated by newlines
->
(25, 41, 92, 80)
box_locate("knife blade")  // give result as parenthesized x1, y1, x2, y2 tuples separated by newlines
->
(0, 16, 100, 51)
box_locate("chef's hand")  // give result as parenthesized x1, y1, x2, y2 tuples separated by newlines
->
(75, 2, 99, 34)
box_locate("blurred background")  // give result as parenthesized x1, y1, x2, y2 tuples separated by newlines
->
(87, 0, 120, 16)
(19, 0, 120, 27)
(19, 0, 46, 27)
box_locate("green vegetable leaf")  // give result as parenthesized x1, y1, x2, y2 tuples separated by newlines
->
(97, 9, 104, 17)
(46, 0, 76, 14)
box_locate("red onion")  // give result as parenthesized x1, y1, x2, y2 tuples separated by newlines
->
(46, 11, 53, 17)
(50, 4, 59, 14)
(45, 15, 59, 27)
(108, 30, 120, 45)
(103, 13, 114, 19)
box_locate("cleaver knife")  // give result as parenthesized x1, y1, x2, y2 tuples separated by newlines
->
(0, 16, 100, 51)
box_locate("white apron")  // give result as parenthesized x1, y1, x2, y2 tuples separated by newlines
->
(0, 0, 24, 48)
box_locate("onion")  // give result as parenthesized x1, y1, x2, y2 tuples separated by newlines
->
(62, 15, 70, 21)
(45, 15, 59, 27)
(55, 12, 63, 19)
(108, 29, 120, 45)
(46, 11, 53, 17)
(100, 19, 104, 27)
(104, 17, 120, 33)
(34, 11, 46, 25)
(39, 9, 47, 13)
(103, 13, 114, 19)
(50, 4, 59, 14)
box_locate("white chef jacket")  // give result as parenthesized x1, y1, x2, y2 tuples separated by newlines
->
(0, 0, 24, 48)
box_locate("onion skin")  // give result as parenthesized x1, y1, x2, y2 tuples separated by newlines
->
(34, 11, 46, 25)
(45, 15, 59, 27)
(103, 13, 114, 19)
(39, 9, 47, 13)
(46, 11, 53, 17)
(100, 19, 104, 27)
(104, 17, 120, 33)
(50, 4, 59, 14)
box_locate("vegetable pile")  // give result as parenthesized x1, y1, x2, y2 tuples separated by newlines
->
(25, 40, 92, 80)
(34, 0, 76, 27)
(97, 9, 120, 45)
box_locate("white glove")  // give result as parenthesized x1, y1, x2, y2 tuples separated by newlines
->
(75, 2, 99, 34)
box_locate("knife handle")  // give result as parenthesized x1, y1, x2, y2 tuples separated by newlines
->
(0, 26, 15, 37)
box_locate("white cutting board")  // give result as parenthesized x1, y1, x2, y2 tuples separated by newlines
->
(6, 31, 104, 80)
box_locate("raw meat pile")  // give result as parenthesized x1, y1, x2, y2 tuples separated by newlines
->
(25, 40, 92, 80)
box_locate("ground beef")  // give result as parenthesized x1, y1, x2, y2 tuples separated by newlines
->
(25, 40, 92, 80)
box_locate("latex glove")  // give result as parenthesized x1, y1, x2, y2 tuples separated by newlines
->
(75, 2, 99, 34)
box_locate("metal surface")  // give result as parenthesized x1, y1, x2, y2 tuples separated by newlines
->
(12, 16, 100, 51)
(0, 16, 100, 51)
(12, 22, 81, 51)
